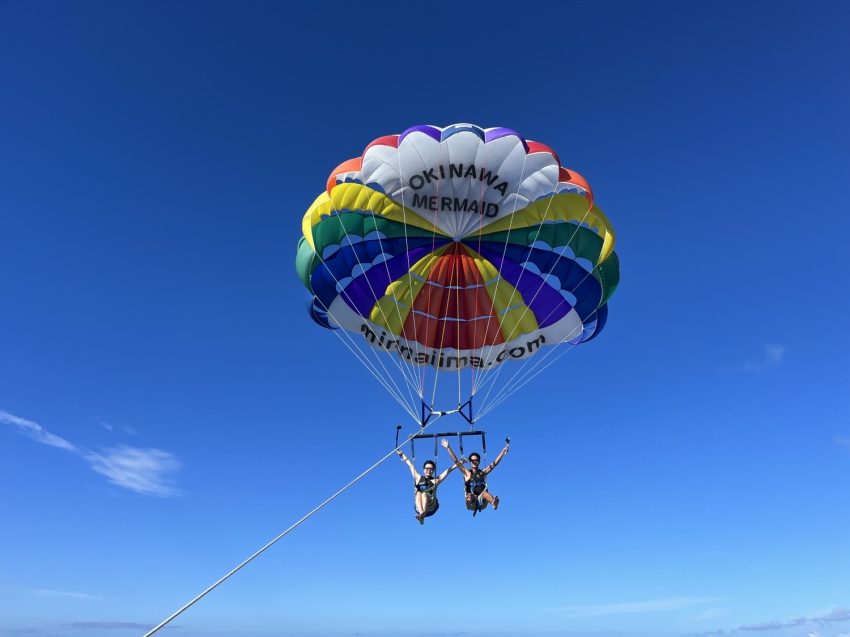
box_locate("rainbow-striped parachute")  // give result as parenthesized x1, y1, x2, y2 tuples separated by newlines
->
(296, 124, 619, 422)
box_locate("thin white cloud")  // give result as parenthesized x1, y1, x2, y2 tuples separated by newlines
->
(97, 420, 137, 436)
(836, 437, 850, 451)
(69, 622, 154, 630)
(723, 344, 787, 374)
(85, 446, 181, 497)
(25, 587, 99, 601)
(764, 344, 785, 365)
(694, 608, 730, 621)
(0, 410, 79, 452)
(545, 596, 718, 617)
(1, 409, 181, 497)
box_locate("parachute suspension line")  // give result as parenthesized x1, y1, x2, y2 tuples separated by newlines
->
(484, 164, 603, 408)
(317, 198, 420, 416)
(477, 323, 584, 421)
(335, 207, 423, 407)
(143, 414, 447, 637)
(420, 139, 448, 408)
(385, 158, 428, 406)
(475, 246, 609, 421)
(426, 252, 468, 417)
(469, 147, 534, 408)
(467, 138, 489, 403)
(312, 244, 418, 418)
(320, 318, 418, 422)
(319, 299, 418, 420)
(473, 175, 602, 418)
(315, 282, 413, 408)
(424, 141, 455, 416)
(477, 263, 604, 419)
(454, 258, 463, 411)
(398, 196, 425, 402)
(386, 163, 438, 403)
(475, 263, 595, 421)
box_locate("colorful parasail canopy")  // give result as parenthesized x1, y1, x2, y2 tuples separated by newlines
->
(296, 124, 619, 419)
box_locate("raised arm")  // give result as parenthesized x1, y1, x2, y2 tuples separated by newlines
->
(440, 438, 467, 475)
(436, 463, 456, 483)
(482, 443, 510, 475)
(397, 449, 418, 479)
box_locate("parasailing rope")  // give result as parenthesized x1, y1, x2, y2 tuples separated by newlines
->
(141, 414, 445, 637)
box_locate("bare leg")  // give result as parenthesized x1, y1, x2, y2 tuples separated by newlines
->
(481, 491, 497, 507)
(415, 493, 428, 525)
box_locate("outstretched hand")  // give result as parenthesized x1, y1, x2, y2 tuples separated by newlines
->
(440, 438, 449, 449)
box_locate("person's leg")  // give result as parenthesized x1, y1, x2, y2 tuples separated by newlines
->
(481, 490, 498, 510)
(415, 493, 427, 524)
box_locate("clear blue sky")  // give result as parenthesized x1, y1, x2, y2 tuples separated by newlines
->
(1, 2, 849, 637)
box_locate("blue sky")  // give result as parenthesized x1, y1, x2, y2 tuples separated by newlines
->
(1, 1, 849, 637)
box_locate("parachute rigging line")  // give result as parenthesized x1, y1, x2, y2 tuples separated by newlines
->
(474, 244, 611, 420)
(311, 203, 421, 419)
(141, 414, 446, 637)
(317, 186, 426, 403)
(470, 185, 606, 419)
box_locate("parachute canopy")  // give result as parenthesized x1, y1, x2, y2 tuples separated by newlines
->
(297, 124, 619, 420)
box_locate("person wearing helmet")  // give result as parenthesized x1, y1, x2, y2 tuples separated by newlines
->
(440, 438, 509, 514)
(397, 450, 456, 525)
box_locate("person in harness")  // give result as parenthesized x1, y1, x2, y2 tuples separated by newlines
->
(440, 438, 509, 515)
(397, 449, 456, 525)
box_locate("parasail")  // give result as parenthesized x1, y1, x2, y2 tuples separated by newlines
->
(297, 124, 619, 424)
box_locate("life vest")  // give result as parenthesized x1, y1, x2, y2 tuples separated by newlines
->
(465, 468, 487, 496)
(415, 475, 435, 496)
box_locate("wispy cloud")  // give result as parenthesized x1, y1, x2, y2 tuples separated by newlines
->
(693, 608, 730, 621)
(1, 409, 181, 497)
(545, 596, 718, 617)
(0, 410, 79, 452)
(25, 587, 99, 601)
(97, 420, 136, 435)
(69, 622, 154, 630)
(85, 446, 181, 497)
(718, 344, 787, 374)
(836, 437, 850, 452)
(764, 345, 785, 365)
(736, 344, 786, 373)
